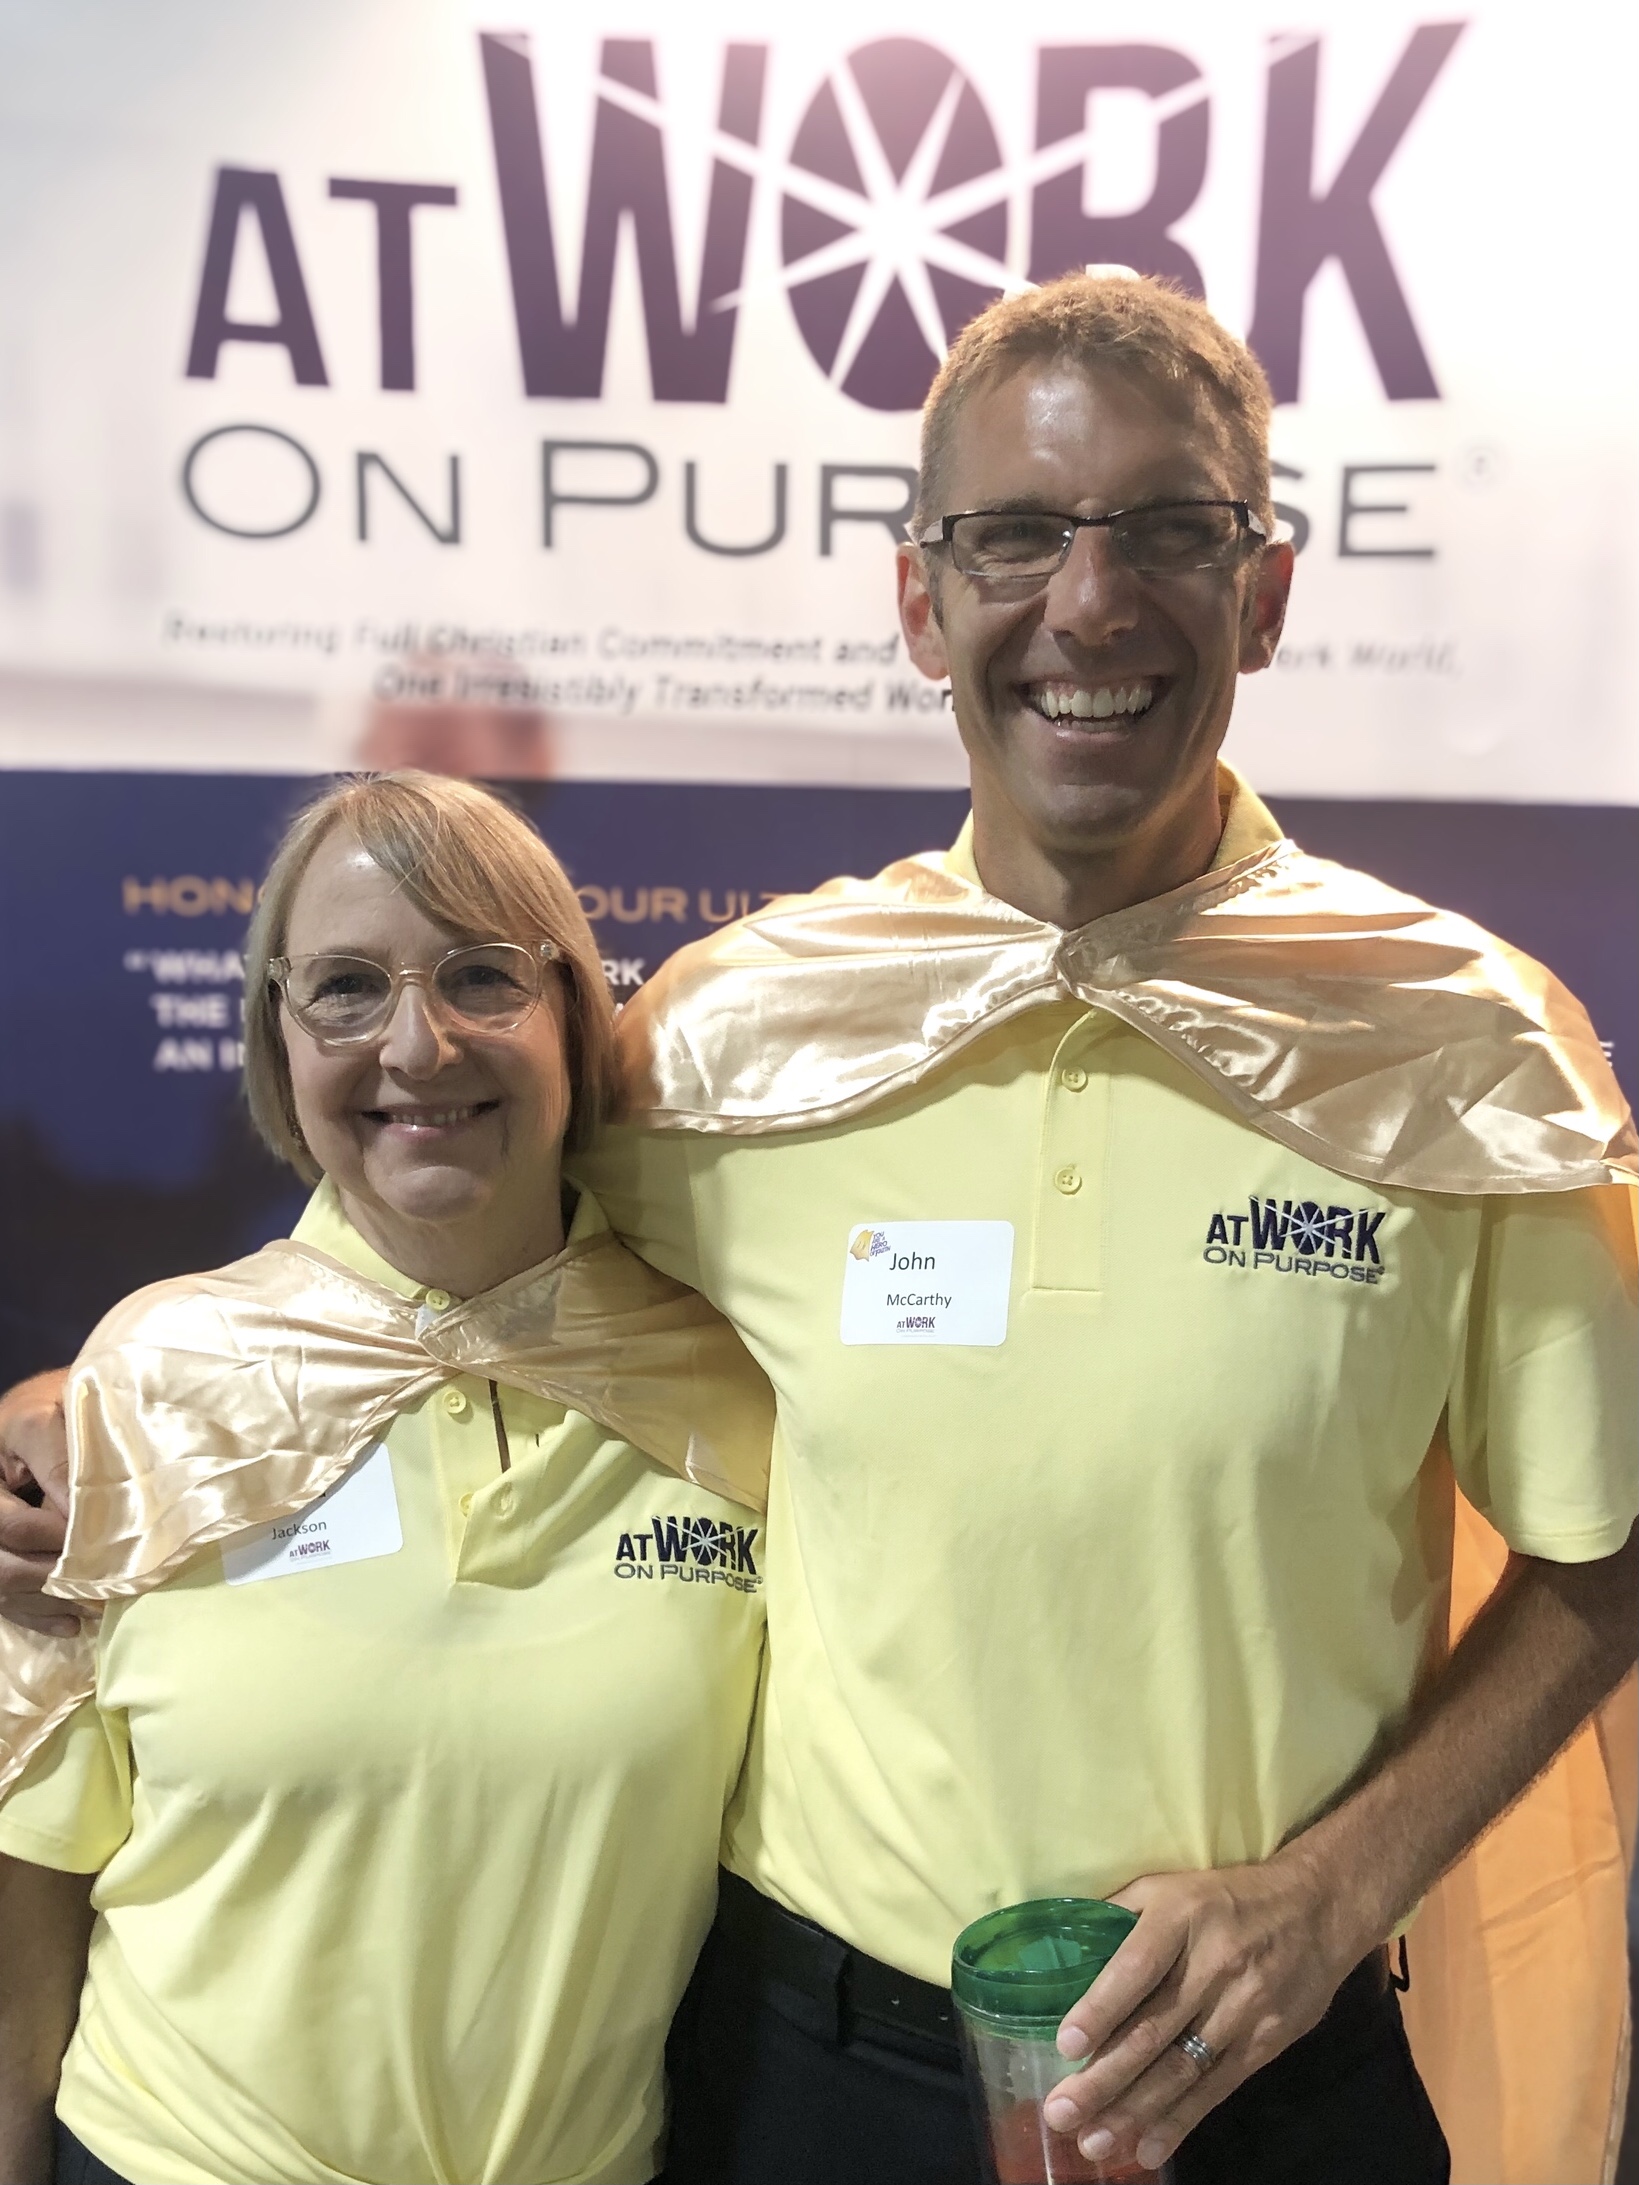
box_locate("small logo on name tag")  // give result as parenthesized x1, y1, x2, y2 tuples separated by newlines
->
(221, 1440, 403, 1586)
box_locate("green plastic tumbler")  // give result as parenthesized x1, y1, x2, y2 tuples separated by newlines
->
(951, 1898, 1173, 2185)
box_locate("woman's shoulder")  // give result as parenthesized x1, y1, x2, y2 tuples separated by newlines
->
(74, 1241, 390, 1366)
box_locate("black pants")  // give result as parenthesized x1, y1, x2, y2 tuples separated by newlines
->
(52, 2123, 132, 2185)
(666, 1876, 1450, 2185)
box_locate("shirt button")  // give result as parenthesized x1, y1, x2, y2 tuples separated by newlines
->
(459, 1491, 475, 1517)
(1059, 1066, 1088, 1092)
(1054, 1164, 1082, 1195)
(442, 1387, 470, 1419)
(494, 1483, 515, 1519)
(423, 1289, 451, 1312)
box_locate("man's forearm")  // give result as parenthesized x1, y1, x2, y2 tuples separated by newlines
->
(0, 1855, 95, 2185)
(1284, 1528, 1639, 1965)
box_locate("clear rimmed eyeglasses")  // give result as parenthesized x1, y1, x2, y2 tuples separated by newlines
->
(270, 939, 561, 1044)
(914, 499, 1268, 584)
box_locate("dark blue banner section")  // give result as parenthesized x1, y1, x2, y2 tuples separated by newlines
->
(2, 772, 1632, 1382)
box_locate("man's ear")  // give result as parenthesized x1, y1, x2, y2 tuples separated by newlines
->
(897, 543, 951, 681)
(1238, 539, 1294, 673)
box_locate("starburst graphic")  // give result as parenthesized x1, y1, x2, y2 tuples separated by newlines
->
(587, 36, 1191, 412)
(773, 39, 1023, 410)
(681, 1515, 727, 1567)
(1288, 1202, 1329, 1255)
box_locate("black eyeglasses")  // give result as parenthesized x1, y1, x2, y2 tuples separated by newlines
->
(914, 499, 1267, 583)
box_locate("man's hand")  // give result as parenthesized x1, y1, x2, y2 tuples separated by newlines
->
(0, 1371, 79, 1636)
(1042, 1846, 1367, 2172)
(1042, 1528, 1639, 2171)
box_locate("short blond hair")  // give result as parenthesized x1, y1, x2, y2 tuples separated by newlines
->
(917, 273, 1274, 529)
(242, 772, 615, 1182)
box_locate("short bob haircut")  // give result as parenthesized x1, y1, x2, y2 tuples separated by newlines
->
(242, 771, 617, 1183)
(916, 271, 1275, 533)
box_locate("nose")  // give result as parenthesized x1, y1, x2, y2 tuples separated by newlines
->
(376, 979, 461, 1076)
(1040, 525, 1142, 649)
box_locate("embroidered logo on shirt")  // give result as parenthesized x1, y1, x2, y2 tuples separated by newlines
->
(1201, 1198, 1389, 1283)
(614, 1514, 761, 1592)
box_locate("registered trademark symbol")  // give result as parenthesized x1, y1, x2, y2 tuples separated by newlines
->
(1456, 443, 1505, 489)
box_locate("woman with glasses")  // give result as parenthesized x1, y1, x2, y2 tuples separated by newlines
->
(0, 772, 772, 2185)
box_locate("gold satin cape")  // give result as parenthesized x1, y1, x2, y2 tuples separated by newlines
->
(620, 798, 1634, 1197)
(0, 1226, 773, 1805)
(614, 776, 1637, 2185)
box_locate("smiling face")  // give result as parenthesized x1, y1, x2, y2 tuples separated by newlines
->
(898, 360, 1292, 918)
(280, 826, 572, 1287)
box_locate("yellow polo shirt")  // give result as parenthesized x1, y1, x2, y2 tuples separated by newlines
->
(0, 1185, 764, 2185)
(574, 813, 1637, 1988)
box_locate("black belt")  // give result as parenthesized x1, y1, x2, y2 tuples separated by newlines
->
(716, 1871, 959, 2045)
(714, 1870, 1392, 2058)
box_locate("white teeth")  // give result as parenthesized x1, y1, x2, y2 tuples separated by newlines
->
(1030, 680, 1154, 722)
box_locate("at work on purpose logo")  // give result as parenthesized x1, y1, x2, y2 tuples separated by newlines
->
(1203, 1197, 1389, 1283)
(615, 1514, 760, 1592)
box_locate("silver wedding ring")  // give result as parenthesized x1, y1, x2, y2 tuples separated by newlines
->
(1177, 2030, 1217, 2073)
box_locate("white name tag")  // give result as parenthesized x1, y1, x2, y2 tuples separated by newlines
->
(840, 1221, 1014, 1346)
(222, 1441, 403, 1586)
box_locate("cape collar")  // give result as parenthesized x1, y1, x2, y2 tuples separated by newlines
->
(614, 769, 1636, 1197)
(51, 1202, 770, 1610)
(0, 1196, 773, 1800)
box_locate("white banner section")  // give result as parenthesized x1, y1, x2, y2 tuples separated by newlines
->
(0, 0, 1632, 799)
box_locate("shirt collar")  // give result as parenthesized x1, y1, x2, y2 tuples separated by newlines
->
(290, 1176, 607, 1303)
(942, 762, 1284, 895)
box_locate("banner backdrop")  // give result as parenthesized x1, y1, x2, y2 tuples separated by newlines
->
(0, 0, 1634, 797)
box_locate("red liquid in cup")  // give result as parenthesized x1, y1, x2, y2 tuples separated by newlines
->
(989, 2097, 1159, 2183)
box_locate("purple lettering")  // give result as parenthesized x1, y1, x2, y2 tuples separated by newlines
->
(327, 179, 458, 392)
(1030, 45, 1208, 293)
(481, 33, 766, 401)
(185, 168, 327, 385)
(1249, 25, 1466, 404)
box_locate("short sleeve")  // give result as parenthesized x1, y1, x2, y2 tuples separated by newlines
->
(0, 1698, 132, 1873)
(1448, 1186, 1638, 1560)
(571, 1124, 705, 1292)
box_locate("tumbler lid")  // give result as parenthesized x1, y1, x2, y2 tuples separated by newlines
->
(951, 1897, 1138, 2021)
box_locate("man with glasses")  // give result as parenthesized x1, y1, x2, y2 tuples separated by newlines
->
(581, 274, 1637, 2184)
(3, 274, 1635, 2184)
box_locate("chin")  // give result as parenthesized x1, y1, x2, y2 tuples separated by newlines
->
(369, 1163, 492, 1225)
(1029, 779, 1157, 853)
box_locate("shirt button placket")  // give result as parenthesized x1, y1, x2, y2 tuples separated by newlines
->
(1035, 1017, 1108, 1294)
